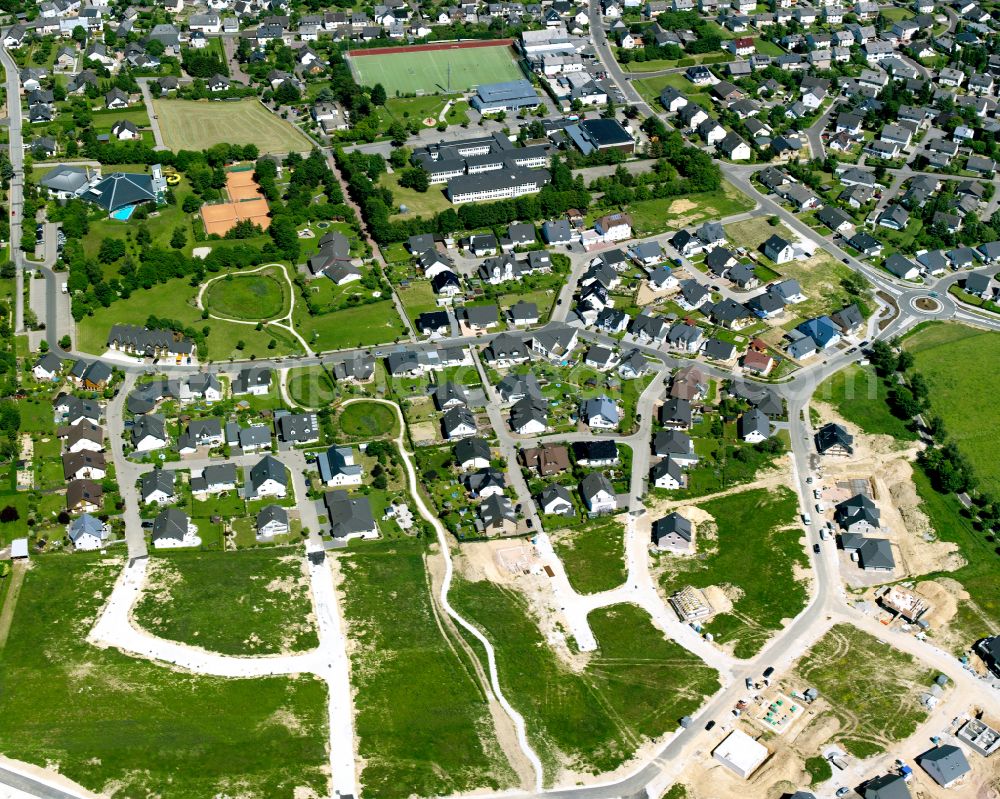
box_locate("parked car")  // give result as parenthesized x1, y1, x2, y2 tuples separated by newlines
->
(705, 720, 716, 730)
(813, 543, 821, 553)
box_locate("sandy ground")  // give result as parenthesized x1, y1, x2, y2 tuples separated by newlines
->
(812, 401, 964, 582)
(636, 281, 680, 307)
(454, 540, 591, 673)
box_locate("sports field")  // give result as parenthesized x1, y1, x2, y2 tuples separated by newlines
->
(152, 98, 311, 153)
(349, 44, 522, 95)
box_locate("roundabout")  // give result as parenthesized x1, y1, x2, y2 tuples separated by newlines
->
(902, 290, 955, 319)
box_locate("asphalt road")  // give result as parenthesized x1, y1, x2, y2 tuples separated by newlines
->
(9, 22, 1000, 799)
(0, 35, 25, 333)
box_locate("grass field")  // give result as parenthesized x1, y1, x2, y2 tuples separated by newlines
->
(552, 517, 627, 595)
(658, 487, 806, 658)
(293, 300, 408, 351)
(338, 539, 516, 798)
(132, 550, 318, 655)
(628, 181, 754, 237)
(793, 624, 932, 758)
(906, 323, 1000, 494)
(151, 99, 311, 154)
(349, 45, 522, 95)
(380, 171, 453, 220)
(451, 583, 719, 781)
(0, 556, 329, 797)
(815, 364, 918, 441)
(338, 401, 398, 439)
(287, 365, 336, 407)
(635, 72, 714, 111)
(77, 275, 304, 361)
(204, 270, 289, 321)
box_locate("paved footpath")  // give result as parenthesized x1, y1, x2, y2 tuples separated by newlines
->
(88, 555, 359, 798)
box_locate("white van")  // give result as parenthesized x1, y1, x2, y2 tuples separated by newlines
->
(802, 512, 812, 526)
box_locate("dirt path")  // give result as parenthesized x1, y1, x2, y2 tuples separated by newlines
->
(424, 550, 537, 790)
(196, 263, 314, 355)
(0, 562, 26, 651)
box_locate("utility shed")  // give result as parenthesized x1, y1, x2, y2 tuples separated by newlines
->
(712, 729, 768, 778)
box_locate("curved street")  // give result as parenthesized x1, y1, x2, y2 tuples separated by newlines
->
(4, 19, 1000, 799)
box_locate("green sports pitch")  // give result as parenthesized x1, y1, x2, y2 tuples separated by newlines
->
(348, 45, 523, 96)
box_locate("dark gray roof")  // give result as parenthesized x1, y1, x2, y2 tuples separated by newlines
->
(83, 172, 155, 211)
(918, 745, 970, 786)
(324, 490, 375, 538)
(249, 455, 287, 490)
(152, 507, 188, 542)
(140, 469, 175, 499)
(652, 512, 691, 544)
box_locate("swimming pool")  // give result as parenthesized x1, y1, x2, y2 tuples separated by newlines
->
(110, 205, 136, 221)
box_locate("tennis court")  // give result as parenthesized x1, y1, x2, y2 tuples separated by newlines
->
(200, 171, 271, 235)
(348, 42, 523, 95)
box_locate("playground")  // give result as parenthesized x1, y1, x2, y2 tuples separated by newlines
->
(347, 40, 522, 95)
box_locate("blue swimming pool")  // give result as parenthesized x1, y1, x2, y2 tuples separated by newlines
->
(110, 205, 136, 221)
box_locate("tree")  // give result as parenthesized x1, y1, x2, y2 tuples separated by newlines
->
(269, 215, 300, 261)
(370, 83, 387, 106)
(182, 194, 201, 213)
(896, 350, 915, 373)
(398, 166, 429, 193)
(170, 226, 187, 249)
(59, 335, 71, 349)
(869, 340, 896, 376)
(71, 25, 86, 44)
(0, 505, 19, 523)
(389, 146, 410, 169)
(98, 237, 126, 264)
(887, 385, 921, 419)
(273, 80, 301, 105)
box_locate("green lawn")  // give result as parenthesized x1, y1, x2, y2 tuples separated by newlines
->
(338, 401, 398, 440)
(0, 556, 329, 798)
(657, 487, 806, 658)
(132, 550, 318, 655)
(793, 624, 932, 759)
(754, 39, 785, 56)
(880, 6, 914, 21)
(452, 580, 719, 781)
(338, 539, 516, 798)
(152, 98, 311, 154)
(204, 270, 289, 321)
(551, 517, 627, 594)
(628, 181, 754, 237)
(635, 72, 714, 111)
(815, 365, 918, 441)
(77, 274, 304, 361)
(293, 300, 407, 352)
(906, 324, 1000, 494)
(349, 44, 521, 95)
(396, 280, 440, 322)
(90, 106, 151, 131)
(287, 365, 336, 408)
(380, 171, 453, 220)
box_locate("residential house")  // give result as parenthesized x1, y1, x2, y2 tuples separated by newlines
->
(580, 472, 617, 514)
